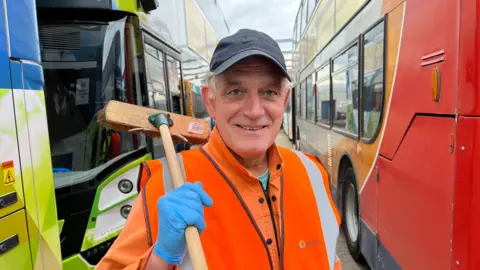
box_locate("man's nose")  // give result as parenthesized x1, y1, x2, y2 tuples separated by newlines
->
(243, 92, 265, 119)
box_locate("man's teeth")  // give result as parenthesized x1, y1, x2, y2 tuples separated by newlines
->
(240, 125, 263, 130)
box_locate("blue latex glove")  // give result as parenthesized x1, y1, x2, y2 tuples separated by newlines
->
(154, 182, 213, 265)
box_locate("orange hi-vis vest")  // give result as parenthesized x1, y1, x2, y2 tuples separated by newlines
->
(140, 146, 341, 269)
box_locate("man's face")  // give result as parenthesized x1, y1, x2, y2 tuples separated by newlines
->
(203, 56, 290, 159)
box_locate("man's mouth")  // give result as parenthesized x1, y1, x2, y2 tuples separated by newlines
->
(236, 125, 267, 130)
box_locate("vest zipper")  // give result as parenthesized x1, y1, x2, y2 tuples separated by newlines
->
(261, 181, 281, 260)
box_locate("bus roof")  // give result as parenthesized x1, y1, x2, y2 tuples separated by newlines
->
(36, 0, 157, 15)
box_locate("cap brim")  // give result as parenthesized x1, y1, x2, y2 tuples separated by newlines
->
(211, 49, 291, 82)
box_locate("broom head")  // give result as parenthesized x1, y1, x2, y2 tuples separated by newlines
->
(97, 100, 210, 145)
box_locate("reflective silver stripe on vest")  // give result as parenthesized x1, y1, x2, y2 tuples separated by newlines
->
(158, 153, 186, 194)
(157, 154, 194, 270)
(293, 151, 340, 270)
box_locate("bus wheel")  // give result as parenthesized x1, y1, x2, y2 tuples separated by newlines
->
(341, 167, 364, 262)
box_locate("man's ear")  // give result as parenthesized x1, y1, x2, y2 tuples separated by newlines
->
(202, 85, 216, 120)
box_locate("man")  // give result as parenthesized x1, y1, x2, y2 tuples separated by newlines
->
(97, 28, 342, 270)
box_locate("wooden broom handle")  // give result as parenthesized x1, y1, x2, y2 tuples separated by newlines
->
(158, 124, 208, 270)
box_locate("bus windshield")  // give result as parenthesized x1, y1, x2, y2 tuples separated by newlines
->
(39, 16, 146, 188)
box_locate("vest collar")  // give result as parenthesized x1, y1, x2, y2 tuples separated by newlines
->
(202, 126, 284, 185)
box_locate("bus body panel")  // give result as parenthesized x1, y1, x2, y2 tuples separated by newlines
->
(6, 0, 41, 62)
(452, 116, 480, 270)
(0, 209, 33, 269)
(379, 0, 459, 160)
(378, 116, 455, 270)
(381, 0, 403, 15)
(19, 86, 62, 270)
(0, 1, 62, 269)
(36, 0, 138, 13)
(113, 0, 138, 13)
(0, 1, 19, 221)
(80, 153, 151, 252)
(457, 0, 480, 117)
(358, 164, 378, 267)
(358, 1, 405, 241)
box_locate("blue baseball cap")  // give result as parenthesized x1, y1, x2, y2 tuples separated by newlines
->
(209, 29, 291, 81)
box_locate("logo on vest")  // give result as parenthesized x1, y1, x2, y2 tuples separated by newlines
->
(299, 239, 322, 248)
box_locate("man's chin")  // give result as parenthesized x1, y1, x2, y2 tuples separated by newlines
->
(229, 143, 271, 159)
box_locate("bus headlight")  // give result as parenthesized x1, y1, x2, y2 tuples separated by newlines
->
(118, 179, 133, 194)
(120, 205, 132, 219)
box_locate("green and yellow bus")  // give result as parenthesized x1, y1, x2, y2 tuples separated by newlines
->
(1, 0, 212, 269)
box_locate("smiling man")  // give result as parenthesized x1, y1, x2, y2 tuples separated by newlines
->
(97, 29, 342, 270)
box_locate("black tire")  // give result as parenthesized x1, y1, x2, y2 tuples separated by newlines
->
(341, 167, 365, 263)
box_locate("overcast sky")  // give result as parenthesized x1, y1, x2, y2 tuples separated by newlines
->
(218, 0, 301, 41)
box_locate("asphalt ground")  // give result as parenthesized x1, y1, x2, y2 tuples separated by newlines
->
(275, 131, 370, 270)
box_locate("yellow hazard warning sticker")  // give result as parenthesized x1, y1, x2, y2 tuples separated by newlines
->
(2, 161, 15, 186)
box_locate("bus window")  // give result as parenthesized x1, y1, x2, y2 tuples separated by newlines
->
(145, 53, 167, 96)
(362, 22, 385, 140)
(193, 91, 209, 119)
(295, 83, 301, 117)
(144, 47, 168, 111)
(300, 81, 307, 118)
(166, 56, 182, 114)
(316, 63, 330, 125)
(332, 43, 359, 135)
(152, 90, 167, 111)
(40, 17, 146, 176)
(144, 43, 158, 58)
(306, 74, 315, 121)
(144, 46, 169, 157)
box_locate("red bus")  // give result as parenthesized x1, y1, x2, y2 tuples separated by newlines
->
(290, 0, 480, 269)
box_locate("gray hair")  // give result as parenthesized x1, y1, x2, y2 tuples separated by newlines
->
(205, 72, 290, 98)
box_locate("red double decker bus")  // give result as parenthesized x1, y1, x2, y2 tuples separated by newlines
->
(289, 0, 480, 269)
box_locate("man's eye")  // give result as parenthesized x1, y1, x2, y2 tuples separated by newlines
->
(264, 90, 278, 96)
(229, 89, 242, 95)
